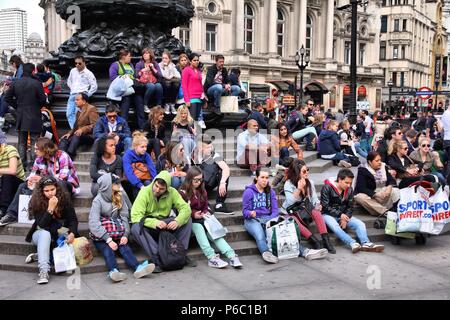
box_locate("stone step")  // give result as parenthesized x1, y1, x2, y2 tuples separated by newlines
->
(0, 240, 260, 274)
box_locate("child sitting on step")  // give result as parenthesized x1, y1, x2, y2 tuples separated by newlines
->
(179, 167, 243, 269)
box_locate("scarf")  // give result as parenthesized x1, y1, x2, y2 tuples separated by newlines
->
(365, 162, 388, 191)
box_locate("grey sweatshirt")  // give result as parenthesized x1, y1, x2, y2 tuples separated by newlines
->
(89, 174, 130, 241)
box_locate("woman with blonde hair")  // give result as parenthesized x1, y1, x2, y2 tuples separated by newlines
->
(122, 131, 157, 200)
(143, 106, 167, 159)
(409, 136, 445, 184)
(159, 50, 181, 115)
(387, 140, 437, 188)
(172, 105, 196, 162)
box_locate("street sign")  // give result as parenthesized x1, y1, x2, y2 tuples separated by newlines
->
(417, 86, 432, 100)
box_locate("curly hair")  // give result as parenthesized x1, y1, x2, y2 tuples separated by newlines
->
(35, 137, 58, 159)
(28, 176, 69, 220)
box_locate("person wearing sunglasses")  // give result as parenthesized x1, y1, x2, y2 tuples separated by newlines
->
(156, 141, 189, 190)
(410, 137, 445, 185)
(354, 151, 399, 217)
(283, 160, 335, 254)
(66, 56, 98, 129)
(25, 176, 79, 284)
(387, 140, 437, 189)
(377, 127, 404, 163)
(179, 167, 243, 269)
(93, 103, 132, 155)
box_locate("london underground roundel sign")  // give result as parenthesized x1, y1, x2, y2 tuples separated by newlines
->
(417, 86, 433, 100)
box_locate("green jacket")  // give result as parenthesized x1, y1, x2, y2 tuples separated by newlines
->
(131, 171, 191, 229)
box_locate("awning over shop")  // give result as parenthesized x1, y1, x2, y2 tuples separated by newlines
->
(305, 81, 329, 93)
(266, 80, 294, 92)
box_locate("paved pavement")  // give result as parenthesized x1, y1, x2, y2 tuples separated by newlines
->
(2, 235, 450, 300)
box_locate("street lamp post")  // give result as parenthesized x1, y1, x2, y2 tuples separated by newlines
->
(295, 45, 310, 108)
(388, 79, 394, 115)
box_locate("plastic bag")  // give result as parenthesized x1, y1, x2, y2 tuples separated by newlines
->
(425, 187, 450, 235)
(397, 185, 430, 233)
(204, 214, 227, 240)
(53, 242, 77, 273)
(72, 237, 93, 266)
(385, 211, 415, 239)
(266, 216, 300, 260)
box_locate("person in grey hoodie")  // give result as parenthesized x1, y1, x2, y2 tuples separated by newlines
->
(89, 173, 155, 282)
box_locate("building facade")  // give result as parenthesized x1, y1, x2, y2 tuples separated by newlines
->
(0, 8, 27, 52)
(25, 33, 45, 66)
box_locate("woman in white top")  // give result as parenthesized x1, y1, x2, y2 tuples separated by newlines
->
(159, 51, 181, 115)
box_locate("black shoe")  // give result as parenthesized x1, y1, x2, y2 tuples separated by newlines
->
(308, 235, 323, 250)
(212, 108, 221, 116)
(322, 234, 336, 254)
(0, 210, 6, 220)
(153, 265, 163, 274)
(185, 256, 197, 267)
(0, 214, 17, 226)
(305, 145, 316, 152)
(214, 203, 233, 215)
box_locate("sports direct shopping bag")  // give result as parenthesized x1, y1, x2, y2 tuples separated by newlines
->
(423, 187, 450, 235)
(397, 186, 431, 233)
(266, 216, 300, 260)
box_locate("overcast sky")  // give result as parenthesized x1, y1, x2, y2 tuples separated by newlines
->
(0, 0, 45, 41)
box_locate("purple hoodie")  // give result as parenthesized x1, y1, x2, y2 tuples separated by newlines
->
(242, 184, 279, 220)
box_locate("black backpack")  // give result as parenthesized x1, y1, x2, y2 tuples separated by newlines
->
(158, 231, 186, 271)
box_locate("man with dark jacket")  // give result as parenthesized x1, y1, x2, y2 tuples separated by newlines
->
(4, 63, 47, 168)
(320, 169, 384, 253)
(93, 103, 132, 154)
(287, 105, 316, 151)
(204, 55, 240, 113)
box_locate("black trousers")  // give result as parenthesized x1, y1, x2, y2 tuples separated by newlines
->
(59, 135, 94, 159)
(162, 79, 181, 104)
(18, 131, 40, 169)
(0, 175, 24, 213)
(205, 170, 229, 205)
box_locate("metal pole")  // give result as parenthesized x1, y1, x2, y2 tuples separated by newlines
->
(299, 67, 304, 108)
(435, 81, 439, 111)
(294, 74, 298, 111)
(349, 0, 358, 123)
(389, 86, 392, 116)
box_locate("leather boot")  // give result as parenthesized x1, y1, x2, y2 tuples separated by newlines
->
(322, 234, 336, 254)
(308, 235, 323, 249)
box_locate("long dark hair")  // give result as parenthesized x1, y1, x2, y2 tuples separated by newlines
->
(180, 166, 207, 202)
(276, 122, 291, 139)
(287, 159, 312, 198)
(254, 167, 272, 210)
(29, 176, 69, 220)
(164, 141, 185, 167)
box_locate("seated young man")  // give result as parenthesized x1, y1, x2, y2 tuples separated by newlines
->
(93, 103, 132, 155)
(320, 169, 385, 254)
(192, 134, 232, 214)
(130, 171, 196, 273)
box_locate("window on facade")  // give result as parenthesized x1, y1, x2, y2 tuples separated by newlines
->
(403, 19, 407, 31)
(381, 16, 387, 33)
(179, 22, 191, 47)
(206, 23, 217, 52)
(394, 19, 399, 32)
(277, 9, 285, 56)
(394, 0, 400, 5)
(382, 0, 386, 5)
(359, 43, 366, 65)
(344, 41, 351, 65)
(333, 39, 337, 60)
(208, 2, 217, 14)
(306, 15, 313, 58)
(392, 72, 398, 86)
(380, 41, 386, 60)
(401, 45, 406, 59)
(400, 72, 405, 87)
(393, 45, 398, 59)
(244, 3, 255, 54)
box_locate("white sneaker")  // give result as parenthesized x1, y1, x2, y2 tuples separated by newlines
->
(338, 160, 352, 168)
(304, 248, 328, 260)
(262, 251, 279, 264)
(25, 253, 38, 264)
(164, 105, 171, 114)
(198, 120, 206, 129)
(37, 271, 49, 284)
(351, 242, 361, 253)
(229, 255, 243, 268)
(208, 254, 229, 269)
(144, 105, 151, 113)
(361, 242, 384, 253)
(170, 104, 178, 115)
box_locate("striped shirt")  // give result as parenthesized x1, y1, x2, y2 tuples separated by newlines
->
(0, 145, 25, 180)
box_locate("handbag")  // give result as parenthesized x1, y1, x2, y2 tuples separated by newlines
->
(203, 214, 227, 240)
(90, 217, 126, 241)
(285, 198, 314, 224)
(132, 162, 152, 181)
(220, 96, 239, 113)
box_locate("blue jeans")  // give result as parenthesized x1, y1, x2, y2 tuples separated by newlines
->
(144, 83, 163, 107)
(94, 241, 139, 272)
(120, 94, 146, 130)
(0, 95, 8, 117)
(207, 84, 225, 109)
(66, 93, 77, 129)
(431, 171, 446, 185)
(31, 230, 52, 273)
(231, 85, 241, 96)
(244, 218, 269, 254)
(171, 176, 185, 190)
(292, 127, 317, 146)
(279, 147, 290, 164)
(322, 214, 370, 247)
(354, 141, 368, 158)
(321, 152, 351, 163)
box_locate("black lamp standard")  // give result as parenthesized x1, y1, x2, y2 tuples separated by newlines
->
(387, 79, 394, 115)
(295, 45, 310, 108)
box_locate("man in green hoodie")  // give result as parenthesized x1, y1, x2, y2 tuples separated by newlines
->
(131, 171, 195, 272)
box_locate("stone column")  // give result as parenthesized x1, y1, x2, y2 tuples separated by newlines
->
(268, 0, 278, 55)
(325, 0, 334, 59)
(50, 4, 57, 52)
(235, 0, 245, 52)
(298, 0, 307, 50)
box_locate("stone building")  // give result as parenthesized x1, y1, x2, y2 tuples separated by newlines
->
(25, 33, 45, 66)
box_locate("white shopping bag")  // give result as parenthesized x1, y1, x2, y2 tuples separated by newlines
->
(53, 243, 77, 273)
(266, 216, 299, 260)
(203, 214, 227, 240)
(397, 186, 430, 233)
(18, 195, 34, 224)
(220, 96, 239, 113)
(426, 187, 450, 235)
